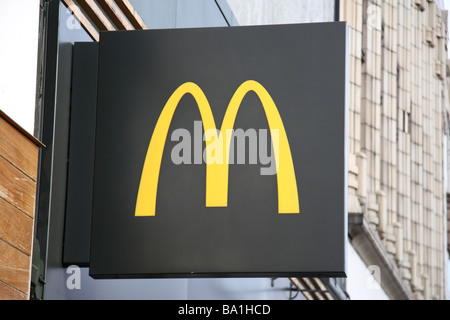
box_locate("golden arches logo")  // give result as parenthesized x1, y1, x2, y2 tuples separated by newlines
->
(135, 80, 299, 216)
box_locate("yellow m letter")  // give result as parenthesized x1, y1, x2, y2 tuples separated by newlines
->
(135, 81, 299, 216)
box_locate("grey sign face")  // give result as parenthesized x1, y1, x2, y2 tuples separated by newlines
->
(89, 23, 348, 279)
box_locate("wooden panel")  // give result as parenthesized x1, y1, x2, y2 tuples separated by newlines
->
(0, 116, 39, 181)
(114, 0, 147, 30)
(0, 111, 38, 300)
(0, 240, 30, 296)
(97, 0, 133, 30)
(0, 198, 33, 255)
(0, 281, 27, 300)
(0, 111, 43, 148)
(61, 0, 100, 42)
(0, 156, 36, 218)
(77, 0, 115, 31)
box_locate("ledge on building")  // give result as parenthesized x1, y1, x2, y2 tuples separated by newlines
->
(349, 212, 414, 300)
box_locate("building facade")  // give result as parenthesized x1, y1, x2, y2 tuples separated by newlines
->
(0, 0, 449, 300)
(341, 0, 448, 300)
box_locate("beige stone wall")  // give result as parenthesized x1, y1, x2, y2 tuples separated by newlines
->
(342, 0, 448, 300)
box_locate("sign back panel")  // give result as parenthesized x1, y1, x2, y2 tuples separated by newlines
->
(89, 23, 348, 279)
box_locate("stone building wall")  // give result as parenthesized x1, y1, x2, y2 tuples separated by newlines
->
(343, 0, 448, 300)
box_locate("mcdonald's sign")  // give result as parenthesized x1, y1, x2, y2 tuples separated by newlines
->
(89, 23, 349, 279)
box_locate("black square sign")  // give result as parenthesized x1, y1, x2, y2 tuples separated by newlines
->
(89, 23, 348, 279)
